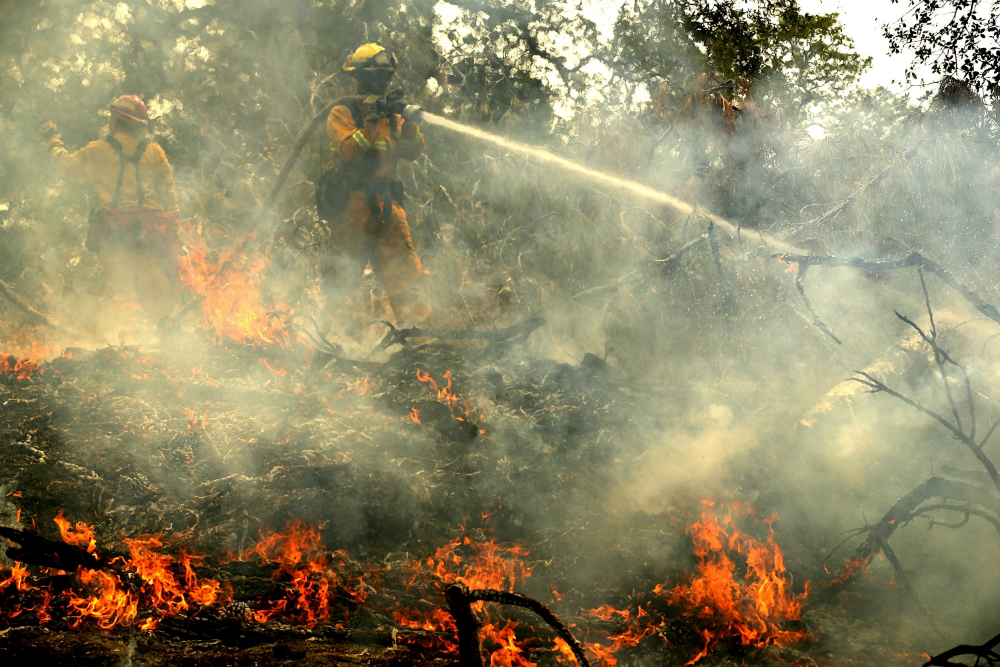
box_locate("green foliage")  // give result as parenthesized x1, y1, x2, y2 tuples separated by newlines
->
(610, 0, 870, 116)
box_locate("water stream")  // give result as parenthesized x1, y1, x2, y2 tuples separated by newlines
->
(418, 112, 801, 254)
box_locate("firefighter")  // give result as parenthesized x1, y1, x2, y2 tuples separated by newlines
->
(39, 95, 181, 327)
(317, 42, 432, 338)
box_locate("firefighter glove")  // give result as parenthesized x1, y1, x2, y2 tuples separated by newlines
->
(38, 120, 64, 152)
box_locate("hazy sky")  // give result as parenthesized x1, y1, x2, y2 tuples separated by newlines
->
(799, 0, 934, 95)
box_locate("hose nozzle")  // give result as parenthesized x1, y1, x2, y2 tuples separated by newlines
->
(401, 105, 426, 123)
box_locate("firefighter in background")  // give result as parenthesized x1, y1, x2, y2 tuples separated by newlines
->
(39, 95, 181, 326)
(316, 42, 432, 337)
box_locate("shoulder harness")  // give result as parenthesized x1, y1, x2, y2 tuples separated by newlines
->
(105, 136, 151, 208)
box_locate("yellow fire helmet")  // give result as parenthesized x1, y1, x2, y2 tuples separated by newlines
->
(343, 43, 397, 73)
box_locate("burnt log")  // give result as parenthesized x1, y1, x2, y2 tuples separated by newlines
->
(0, 525, 115, 572)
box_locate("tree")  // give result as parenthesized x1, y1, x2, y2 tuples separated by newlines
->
(885, 0, 1000, 95)
(610, 0, 870, 117)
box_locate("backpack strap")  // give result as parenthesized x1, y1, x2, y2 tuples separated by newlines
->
(331, 95, 366, 131)
(105, 136, 151, 208)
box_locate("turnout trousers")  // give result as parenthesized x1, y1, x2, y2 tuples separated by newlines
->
(319, 190, 432, 331)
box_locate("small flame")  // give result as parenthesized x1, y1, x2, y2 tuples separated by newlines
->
(0, 343, 50, 380)
(828, 553, 873, 585)
(414, 369, 477, 421)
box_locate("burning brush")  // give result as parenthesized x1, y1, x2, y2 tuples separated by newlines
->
(177, 223, 291, 347)
(0, 515, 370, 632)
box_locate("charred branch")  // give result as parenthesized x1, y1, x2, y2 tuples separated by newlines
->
(0, 525, 116, 572)
(873, 535, 928, 618)
(791, 263, 841, 344)
(924, 631, 1000, 666)
(446, 584, 592, 667)
(376, 317, 545, 350)
(903, 504, 1000, 534)
(851, 370, 1000, 493)
(826, 476, 1000, 592)
(771, 251, 1000, 329)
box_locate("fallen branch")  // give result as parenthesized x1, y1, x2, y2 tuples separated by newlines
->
(0, 525, 115, 572)
(772, 251, 1000, 329)
(826, 476, 1000, 592)
(445, 584, 592, 667)
(924, 631, 1000, 666)
(377, 317, 545, 350)
(0, 278, 86, 338)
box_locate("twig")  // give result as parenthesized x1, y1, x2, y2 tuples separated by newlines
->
(903, 504, 1000, 535)
(707, 220, 723, 276)
(792, 264, 841, 344)
(650, 235, 708, 273)
(894, 310, 964, 433)
(851, 371, 1000, 493)
(873, 535, 930, 619)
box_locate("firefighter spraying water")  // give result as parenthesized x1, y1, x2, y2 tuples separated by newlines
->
(313, 43, 434, 342)
(269, 44, 802, 347)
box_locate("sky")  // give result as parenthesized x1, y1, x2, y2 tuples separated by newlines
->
(798, 0, 934, 95)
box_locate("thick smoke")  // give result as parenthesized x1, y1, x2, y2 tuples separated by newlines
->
(1, 0, 1000, 663)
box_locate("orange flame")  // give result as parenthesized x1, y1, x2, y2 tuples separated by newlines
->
(393, 527, 535, 667)
(666, 503, 810, 663)
(228, 519, 368, 627)
(178, 224, 290, 347)
(414, 369, 477, 422)
(828, 553, 873, 585)
(0, 346, 45, 380)
(54, 510, 97, 554)
(1, 514, 225, 631)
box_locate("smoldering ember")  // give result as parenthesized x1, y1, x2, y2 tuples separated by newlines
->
(3, 2, 1000, 666)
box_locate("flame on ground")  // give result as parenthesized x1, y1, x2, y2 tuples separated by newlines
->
(1, 515, 225, 630)
(178, 224, 290, 347)
(2, 503, 807, 665)
(666, 501, 810, 664)
(392, 527, 537, 667)
(0, 515, 369, 631)
(227, 518, 370, 627)
(415, 369, 480, 428)
(0, 343, 51, 380)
